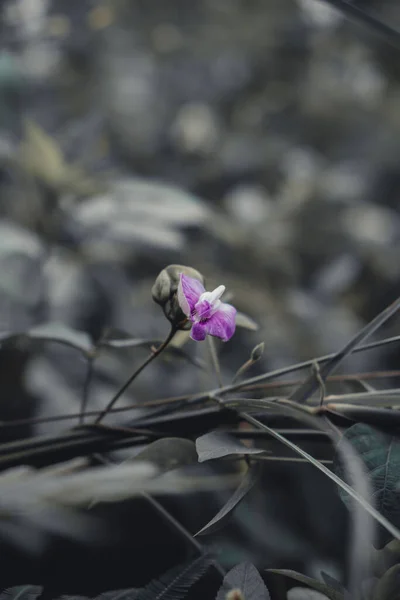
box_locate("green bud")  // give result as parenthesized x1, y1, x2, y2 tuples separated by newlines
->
(250, 342, 265, 362)
(152, 264, 205, 329)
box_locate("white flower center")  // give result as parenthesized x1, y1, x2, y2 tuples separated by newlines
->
(198, 285, 225, 310)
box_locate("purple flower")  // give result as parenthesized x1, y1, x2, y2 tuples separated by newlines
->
(177, 273, 237, 342)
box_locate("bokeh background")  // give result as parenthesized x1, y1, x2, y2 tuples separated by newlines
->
(1, 0, 400, 594)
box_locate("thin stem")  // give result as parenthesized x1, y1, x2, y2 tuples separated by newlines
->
(0, 367, 399, 433)
(94, 326, 177, 425)
(80, 357, 94, 425)
(207, 337, 222, 387)
(232, 358, 253, 384)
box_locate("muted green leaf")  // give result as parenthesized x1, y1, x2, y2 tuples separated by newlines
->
(196, 431, 264, 462)
(267, 570, 344, 600)
(216, 562, 270, 600)
(195, 463, 261, 536)
(335, 424, 400, 535)
(372, 564, 400, 600)
(0, 586, 42, 600)
(132, 438, 198, 472)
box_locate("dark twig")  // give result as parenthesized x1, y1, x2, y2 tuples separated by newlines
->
(94, 325, 177, 425)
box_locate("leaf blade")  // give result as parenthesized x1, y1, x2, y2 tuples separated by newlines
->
(196, 431, 264, 462)
(195, 462, 261, 536)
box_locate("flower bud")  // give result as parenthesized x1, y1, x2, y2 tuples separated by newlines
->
(152, 264, 205, 328)
(250, 341, 265, 362)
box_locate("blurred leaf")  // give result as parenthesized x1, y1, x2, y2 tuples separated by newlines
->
(93, 591, 137, 600)
(102, 332, 205, 369)
(132, 438, 198, 472)
(101, 334, 164, 349)
(115, 179, 208, 226)
(196, 431, 264, 462)
(20, 120, 66, 187)
(135, 555, 211, 600)
(195, 462, 261, 536)
(27, 323, 94, 355)
(216, 562, 270, 600)
(267, 570, 343, 600)
(0, 587, 42, 600)
(0, 323, 94, 356)
(235, 312, 259, 331)
(320, 573, 345, 595)
(335, 424, 400, 533)
(287, 590, 331, 600)
(371, 538, 400, 577)
(372, 564, 400, 600)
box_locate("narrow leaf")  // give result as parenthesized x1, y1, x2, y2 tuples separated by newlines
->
(320, 572, 345, 595)
(195, 463, 261, 536)
(267, 570, 343, 600)
(93, 589, 138, 600)
(135, 555, 211, 600)
(321, 0, 400, 50)
(235, 313, 259, 331)
(236, 409, 400, 541)
(216, 562, 270, 600)
(196, 431, 264, 462)
(289, 296, 400, 404)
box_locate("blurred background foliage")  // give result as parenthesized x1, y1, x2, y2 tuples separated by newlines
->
(1, 0, 400, 596)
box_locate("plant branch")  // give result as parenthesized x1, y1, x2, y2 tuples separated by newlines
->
(94, 325, 177, 425)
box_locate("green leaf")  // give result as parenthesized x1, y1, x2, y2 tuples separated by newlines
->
(132, 438, 198, 472)
(134, 555, 211, 600)
(0, 587, 42, 600)
(216, 562, 270, 600)
(372, 564, 400, 600)
(195, 463, 261, 536)
(196, 431, 264, 462)
(267, 570, 344, 600)
(335, 424, 400, 534)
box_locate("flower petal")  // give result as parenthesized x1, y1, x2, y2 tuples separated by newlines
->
(191, 322, 207, 341)
(178, 273, 205, 317)
(203, 302, 237, 342)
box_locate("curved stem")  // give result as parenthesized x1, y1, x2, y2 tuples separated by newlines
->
(94, 325, 177, 425)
